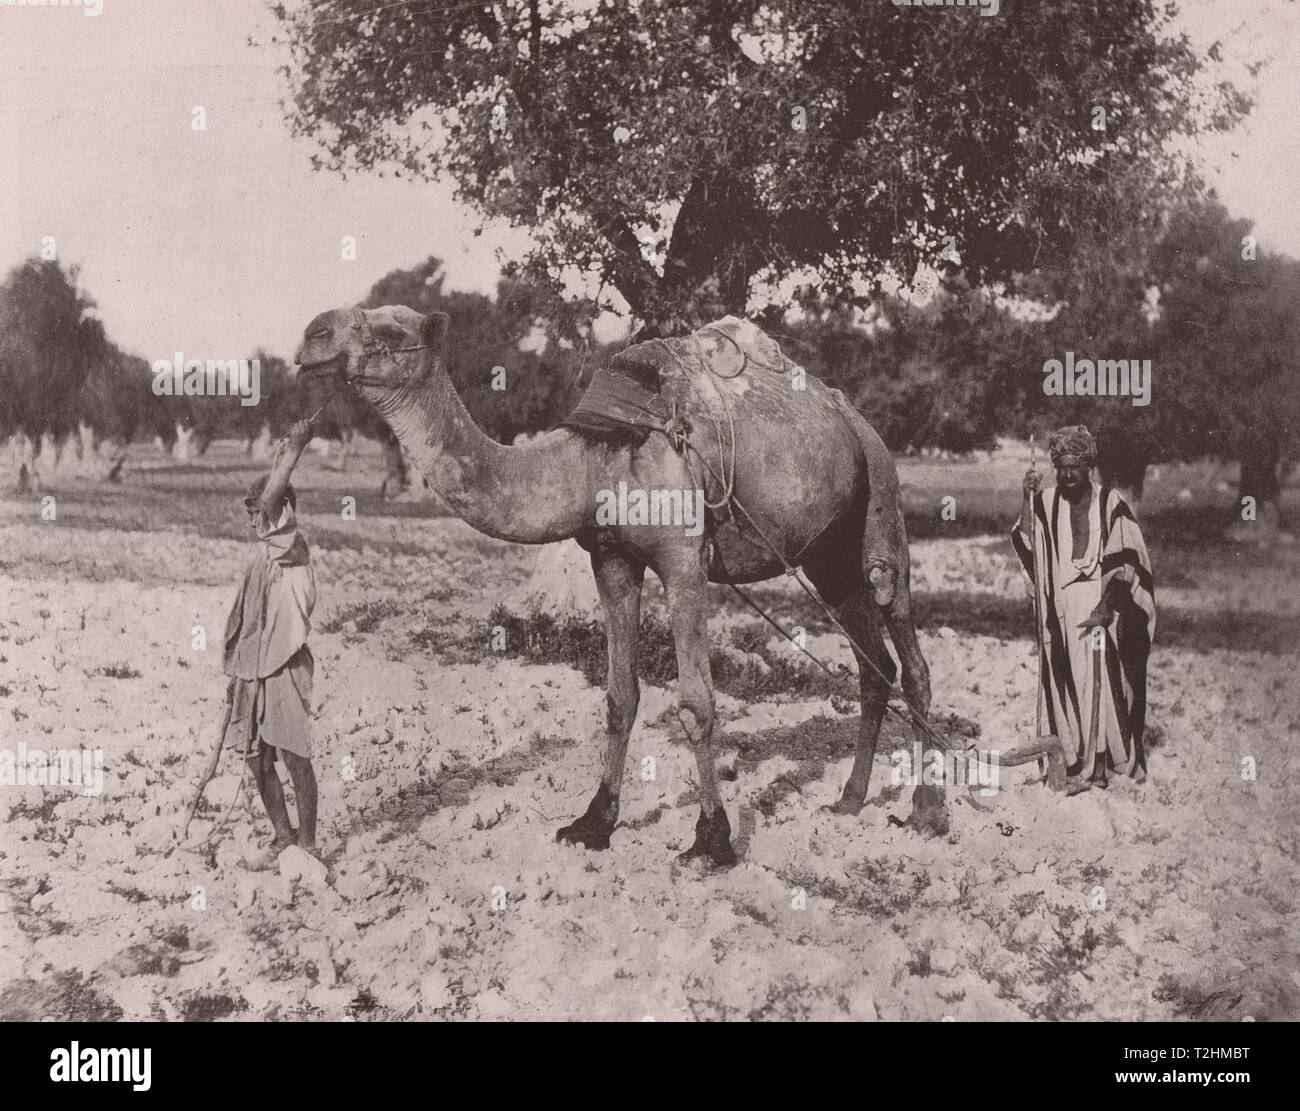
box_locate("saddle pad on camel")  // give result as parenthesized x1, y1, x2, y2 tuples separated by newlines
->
(562, 318, 795, 442)
(562, 367, 672, 442)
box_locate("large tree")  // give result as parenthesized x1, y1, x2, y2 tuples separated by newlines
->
(275, 0, 1247, 335)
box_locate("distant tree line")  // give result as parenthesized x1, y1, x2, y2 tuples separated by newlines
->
(779, 197, 1299, 527)
(0, 254, 592, 495)
(3, 196, 1295, 531)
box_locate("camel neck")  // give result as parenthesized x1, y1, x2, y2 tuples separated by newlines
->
(365, 368, 592, 545)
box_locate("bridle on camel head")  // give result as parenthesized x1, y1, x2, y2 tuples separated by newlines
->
(298, 308, 431, 425)
(342, 306, 430, 389)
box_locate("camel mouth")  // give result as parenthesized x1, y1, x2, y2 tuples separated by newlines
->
(294, 349, 348, 379)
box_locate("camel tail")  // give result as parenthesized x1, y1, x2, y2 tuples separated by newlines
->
(854, 415, 908, 608)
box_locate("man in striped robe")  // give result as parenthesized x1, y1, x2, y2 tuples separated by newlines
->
(1011, 426, 1156, 788)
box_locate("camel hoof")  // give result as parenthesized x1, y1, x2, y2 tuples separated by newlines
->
(555, 821, 611, 851)
(676, 808, 737, 868)
(555, 786, 617, 851)
(822, 797, 864, 817)
(903, 805, 950, 838)
(899, 784, 947, 836)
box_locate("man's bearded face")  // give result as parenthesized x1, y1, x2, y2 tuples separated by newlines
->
(1054, 455, 1090, 492)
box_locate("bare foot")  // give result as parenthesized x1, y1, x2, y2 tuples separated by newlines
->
(244, 834, 295, 871)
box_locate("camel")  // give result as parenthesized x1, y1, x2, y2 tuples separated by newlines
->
(294, 305, 940, 866)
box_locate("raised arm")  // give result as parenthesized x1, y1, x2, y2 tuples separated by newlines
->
(257, 419, 313, 520)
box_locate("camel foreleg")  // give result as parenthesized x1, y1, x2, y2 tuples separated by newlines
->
(555, 551, 644, 852)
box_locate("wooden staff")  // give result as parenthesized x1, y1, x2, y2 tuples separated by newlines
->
(179, 691, 233, 845)
(1027, 437, 1067, 791)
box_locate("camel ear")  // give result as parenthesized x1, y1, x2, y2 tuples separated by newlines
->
(420, 311, 449, 355)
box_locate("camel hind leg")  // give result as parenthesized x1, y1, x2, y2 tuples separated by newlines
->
(855, 438, 945, 832)
(820, 405, 945, 832)
(881, 573, 946, 835)
(805, 559, 895, 815)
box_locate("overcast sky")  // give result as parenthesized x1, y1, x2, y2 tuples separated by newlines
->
(1, 0, 1297, 362)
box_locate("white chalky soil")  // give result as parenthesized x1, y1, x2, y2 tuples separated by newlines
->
(1, 446, 1296, 1021)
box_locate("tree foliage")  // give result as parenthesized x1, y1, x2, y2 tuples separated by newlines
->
(275, 0, 1248, 333)
(0, 259, 108, 445)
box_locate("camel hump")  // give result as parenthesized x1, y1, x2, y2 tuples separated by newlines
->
(616, 318, 794, 387)
(694, 317, 788, 374)
(566, 318, 792, 445)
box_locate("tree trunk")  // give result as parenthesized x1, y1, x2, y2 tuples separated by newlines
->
(7, 432, 37, 492)
(173, 422, 193, 461)
(250, 423, 274, 461)
(38, 431, 63, 474)
(1229, 452, 1282, 541)
(74, 421, 128, 481)
(514, 539, 603, 623)
(1097, 436, 1148, 508)
(103, 443, 128, 483)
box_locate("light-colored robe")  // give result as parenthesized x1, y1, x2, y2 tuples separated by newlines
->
(1011, 483, 1155, 781)
(222, 506, 317, 759)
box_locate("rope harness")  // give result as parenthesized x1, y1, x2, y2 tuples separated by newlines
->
(343, 306, 431, 388)
(601, 328, 955, 754)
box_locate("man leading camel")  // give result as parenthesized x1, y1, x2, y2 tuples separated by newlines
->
(222, 420, 320, 865)
(1012, 426, 1155, 789)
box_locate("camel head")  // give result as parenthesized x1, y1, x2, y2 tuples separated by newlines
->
(293, 305, 449, 397)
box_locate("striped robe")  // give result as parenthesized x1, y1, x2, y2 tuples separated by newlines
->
(1011, 484, 1155, 782)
